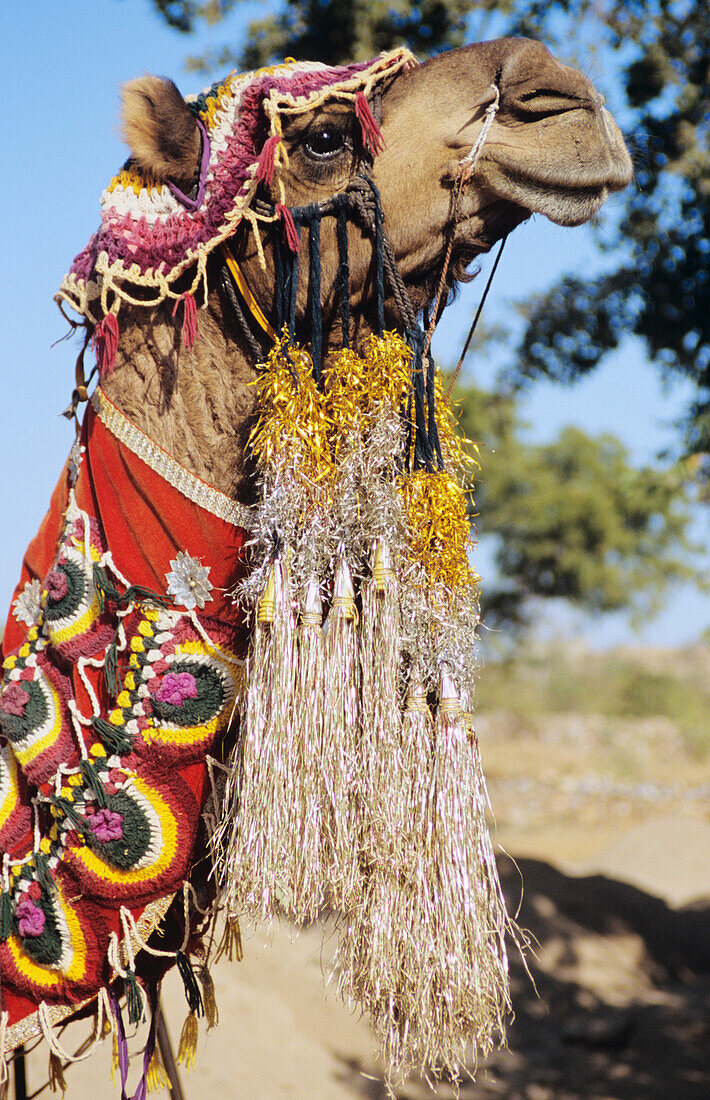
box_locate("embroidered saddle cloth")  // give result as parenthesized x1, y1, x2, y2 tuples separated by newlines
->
(0, 390, 249, 1049)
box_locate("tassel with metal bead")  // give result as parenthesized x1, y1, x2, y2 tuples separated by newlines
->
(336, 672, 435, 1075)
(286, 576, 327, 921)
(218, 554, 298, 921)
(406, 667, 509, 1077)
(358, 539, 404, 864)
(340, 540, 407, 1032)
(321, 554, 361, 910)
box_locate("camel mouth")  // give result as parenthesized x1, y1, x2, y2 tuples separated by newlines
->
(479, 161, 627, 227)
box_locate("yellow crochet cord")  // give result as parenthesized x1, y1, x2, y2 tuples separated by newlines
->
(220, 244, 278, 343)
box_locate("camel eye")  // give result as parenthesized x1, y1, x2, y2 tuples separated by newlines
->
(304, 125, 348, 160)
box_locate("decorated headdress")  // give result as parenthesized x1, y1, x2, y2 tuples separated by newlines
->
(57, 49, 414, 343)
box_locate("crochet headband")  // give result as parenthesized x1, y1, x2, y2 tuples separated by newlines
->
(56, 49, 415, 336)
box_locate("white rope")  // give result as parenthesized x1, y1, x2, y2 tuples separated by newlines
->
(181, 883, 192, 952)
(76, 658, 105, 717)
(67, 700, 91, 760)
(118, 906, 174, 961)
(458, 83, 500, 180)
(107, 932, 127, 979)
(37, 997, 107, 1065)
(2, 854, 10, 893)
(118, 910, 137, 972)
(98, 987, 115, 1038)
(110, 919, 150, 1027)
(188, 609, 245, 666)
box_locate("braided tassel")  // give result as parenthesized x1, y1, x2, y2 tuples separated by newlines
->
(146, 1045, 170, 1093)
(123, 969, 145, 1026)
(355, 91, 385, 155)
(256, 134, 281, 185)
(176, 1012, 198, 1071)
(93, 313, 119, 377)
(173, 291, 199, 349)
(198, 964, 219, 1030)
(277, 203, 300, 252)
(213, 916, 243, 963)
(176, 950, 204, 1017)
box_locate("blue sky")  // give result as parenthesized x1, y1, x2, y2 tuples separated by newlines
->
(1, 0, 707, 647)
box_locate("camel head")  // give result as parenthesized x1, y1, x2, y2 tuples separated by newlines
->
(373, 37, 632, 305)
(57, 41, 631, 489)
(257, 37, 633, 316)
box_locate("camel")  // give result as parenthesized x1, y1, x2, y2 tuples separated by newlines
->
(0, 37, 631, 1094)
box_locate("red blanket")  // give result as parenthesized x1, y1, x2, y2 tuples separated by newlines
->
(0, 390, 249, 1047)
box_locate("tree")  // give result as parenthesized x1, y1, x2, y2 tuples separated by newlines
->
(508, 1, 710, 464)
(454, 383, 702, 631)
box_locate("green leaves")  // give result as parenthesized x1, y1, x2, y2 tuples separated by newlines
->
(506, 0, 710, 458)
(455, 383, 703, 631)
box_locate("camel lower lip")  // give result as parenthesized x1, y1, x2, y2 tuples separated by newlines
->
(477, 163, 615, 226)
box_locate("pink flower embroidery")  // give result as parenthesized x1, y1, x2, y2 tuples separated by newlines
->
(45, 569, 69, 601)
(155, 671, 198, 706)
(86, 808, 124, 842)
(15, 896, 46, 938)
(2, 682, 29, 717)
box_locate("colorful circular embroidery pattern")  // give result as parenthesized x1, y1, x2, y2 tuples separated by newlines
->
(42, 514, 114, 659)
(0, 480, 247, 1038)
(63, 770, 198, 908)
(0, 647, 76, 787)
(0, 870, 106, 1005)
(102, 610, 243, 764)
(0, 744, 33, 853)
(146, 644, 240, 756)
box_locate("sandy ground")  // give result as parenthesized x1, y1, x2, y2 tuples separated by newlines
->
(14, 700, 710, 1099)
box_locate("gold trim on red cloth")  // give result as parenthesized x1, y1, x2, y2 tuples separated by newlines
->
(92, 388, 254, 530)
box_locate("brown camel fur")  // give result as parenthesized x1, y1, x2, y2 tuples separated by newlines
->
(105, 37, 631, 499)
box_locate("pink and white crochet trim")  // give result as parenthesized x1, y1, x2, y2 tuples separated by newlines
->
(56, 49, 415, 326)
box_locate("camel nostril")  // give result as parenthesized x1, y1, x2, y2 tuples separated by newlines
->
(511, 88, 595, 119)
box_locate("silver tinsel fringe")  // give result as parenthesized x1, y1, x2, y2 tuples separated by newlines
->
(214, 371, 511, 1081)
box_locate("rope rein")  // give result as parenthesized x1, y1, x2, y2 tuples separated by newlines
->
(219, 82, 503, 471)
(423, 81, 501, 357)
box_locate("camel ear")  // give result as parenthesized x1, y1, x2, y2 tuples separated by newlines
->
(120, 76, 200, 182)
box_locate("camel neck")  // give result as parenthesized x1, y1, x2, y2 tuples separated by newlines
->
(100, 294, 260, 503)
